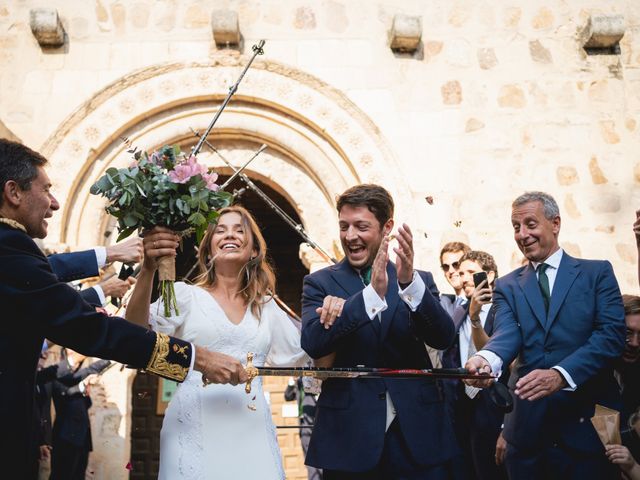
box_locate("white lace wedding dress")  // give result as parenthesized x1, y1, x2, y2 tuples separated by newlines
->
(148, 282, 309, 480)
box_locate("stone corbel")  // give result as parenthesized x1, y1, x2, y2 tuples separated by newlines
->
(389, 14, 422, 53)
(30, 8, 65, 48)
(211, 9, 240, 48)
(581, 14, 625, 52)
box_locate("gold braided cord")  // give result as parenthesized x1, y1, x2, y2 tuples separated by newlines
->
(145, 332, 188, 382)
(0, 218, 27, 233)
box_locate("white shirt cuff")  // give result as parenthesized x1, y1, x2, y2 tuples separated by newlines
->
(92, 285, 106, 307)
(476, 349, 503, 377)
(78, 381, 86, 393)
(362, 284, 388, 320)
(94, 247, 107, 268)
(189, 344, 196, 371)
(552, 366, 577, 391)
(398, 272, 425, 312)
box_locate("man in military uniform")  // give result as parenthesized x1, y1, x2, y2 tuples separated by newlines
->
(0, 139, 247, 478)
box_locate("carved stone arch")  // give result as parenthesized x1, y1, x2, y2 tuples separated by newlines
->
(40, 55, 408, 250)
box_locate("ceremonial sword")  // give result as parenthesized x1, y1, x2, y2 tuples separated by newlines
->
(243, 352, 496, 394)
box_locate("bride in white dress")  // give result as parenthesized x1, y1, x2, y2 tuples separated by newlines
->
(126, 206, 309, 480)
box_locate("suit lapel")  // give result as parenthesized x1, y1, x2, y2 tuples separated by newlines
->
(517, 264, 547, 329)
(380, 262, 400, 340)
(329, 259, 381, 335)
(545, 254, 580, 334)
(328, 259, 363, 296)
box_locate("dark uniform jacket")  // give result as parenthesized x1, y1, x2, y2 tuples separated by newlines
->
(0, 223, 192, 478)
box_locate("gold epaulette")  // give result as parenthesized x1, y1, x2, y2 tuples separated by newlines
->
(145, 332, 189, 382)
(0, 218, 27, 233)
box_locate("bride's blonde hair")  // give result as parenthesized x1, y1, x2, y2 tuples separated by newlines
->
(194, 206, 275, 317)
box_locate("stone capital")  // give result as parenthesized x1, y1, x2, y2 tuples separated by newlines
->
(581, 14, 625, 49)
(389, 14, 422, 53)
(211, 9, 240, 47)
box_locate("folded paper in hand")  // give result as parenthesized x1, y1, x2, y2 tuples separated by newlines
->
(590, 404, 621, 447)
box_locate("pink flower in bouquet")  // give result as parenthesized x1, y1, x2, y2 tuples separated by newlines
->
(202, 172, 220, 191)
(168, 155, 207, 184)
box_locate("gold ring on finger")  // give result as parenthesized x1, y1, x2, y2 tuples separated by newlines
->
(153, 241, 157, 249)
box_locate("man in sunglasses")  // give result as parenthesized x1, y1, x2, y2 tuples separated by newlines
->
(439, 242, 471, 317)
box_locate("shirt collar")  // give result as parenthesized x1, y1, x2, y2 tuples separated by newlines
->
(531, 248, 563, 271)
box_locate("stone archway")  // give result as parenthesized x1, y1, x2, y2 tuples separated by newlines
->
(40, 53, 409, 250)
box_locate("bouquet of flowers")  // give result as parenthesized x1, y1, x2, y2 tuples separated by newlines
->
(90, 144, 233, 316)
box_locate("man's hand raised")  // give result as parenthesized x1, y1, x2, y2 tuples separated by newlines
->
(393, 223, 414, 285)
(371, 235, 390, 300)
(106, 237, 143, 264)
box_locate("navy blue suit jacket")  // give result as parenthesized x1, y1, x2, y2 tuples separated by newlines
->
(301, 259, 457, 471)
(0, 224, 191, 476)
(48, 250, 102, 306)
(483, 254, 625, 452)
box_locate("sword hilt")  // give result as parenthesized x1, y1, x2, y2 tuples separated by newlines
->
(245, 352, 259, 394)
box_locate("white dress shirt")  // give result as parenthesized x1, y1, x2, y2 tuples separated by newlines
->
(459, 303, 492, 368)
(362, 270, 425, 431)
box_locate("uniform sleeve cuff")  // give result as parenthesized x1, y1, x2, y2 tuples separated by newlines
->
(189, 343, 196, 372)
(362, 284, 388, 320)
(398, 272, 425, 312)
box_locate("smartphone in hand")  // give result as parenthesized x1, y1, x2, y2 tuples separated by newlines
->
(473, 271, 488, 288)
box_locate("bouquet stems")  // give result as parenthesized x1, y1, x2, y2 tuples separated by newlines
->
(158, 255, 179, 316)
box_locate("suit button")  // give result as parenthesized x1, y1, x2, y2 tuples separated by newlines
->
(378, 392, 386, 400)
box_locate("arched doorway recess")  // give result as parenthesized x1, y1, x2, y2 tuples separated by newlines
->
(39, 54, 410, 249)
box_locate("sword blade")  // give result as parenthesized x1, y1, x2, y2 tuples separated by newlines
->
(255, 366, 496, 380)
(242, 352, 495, 394)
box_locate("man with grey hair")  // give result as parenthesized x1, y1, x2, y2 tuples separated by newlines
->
(465, 191, 625, 480)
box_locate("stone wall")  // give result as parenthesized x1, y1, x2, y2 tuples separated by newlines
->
(1, 0, 638, 288)
(2, 1, 639, 478)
